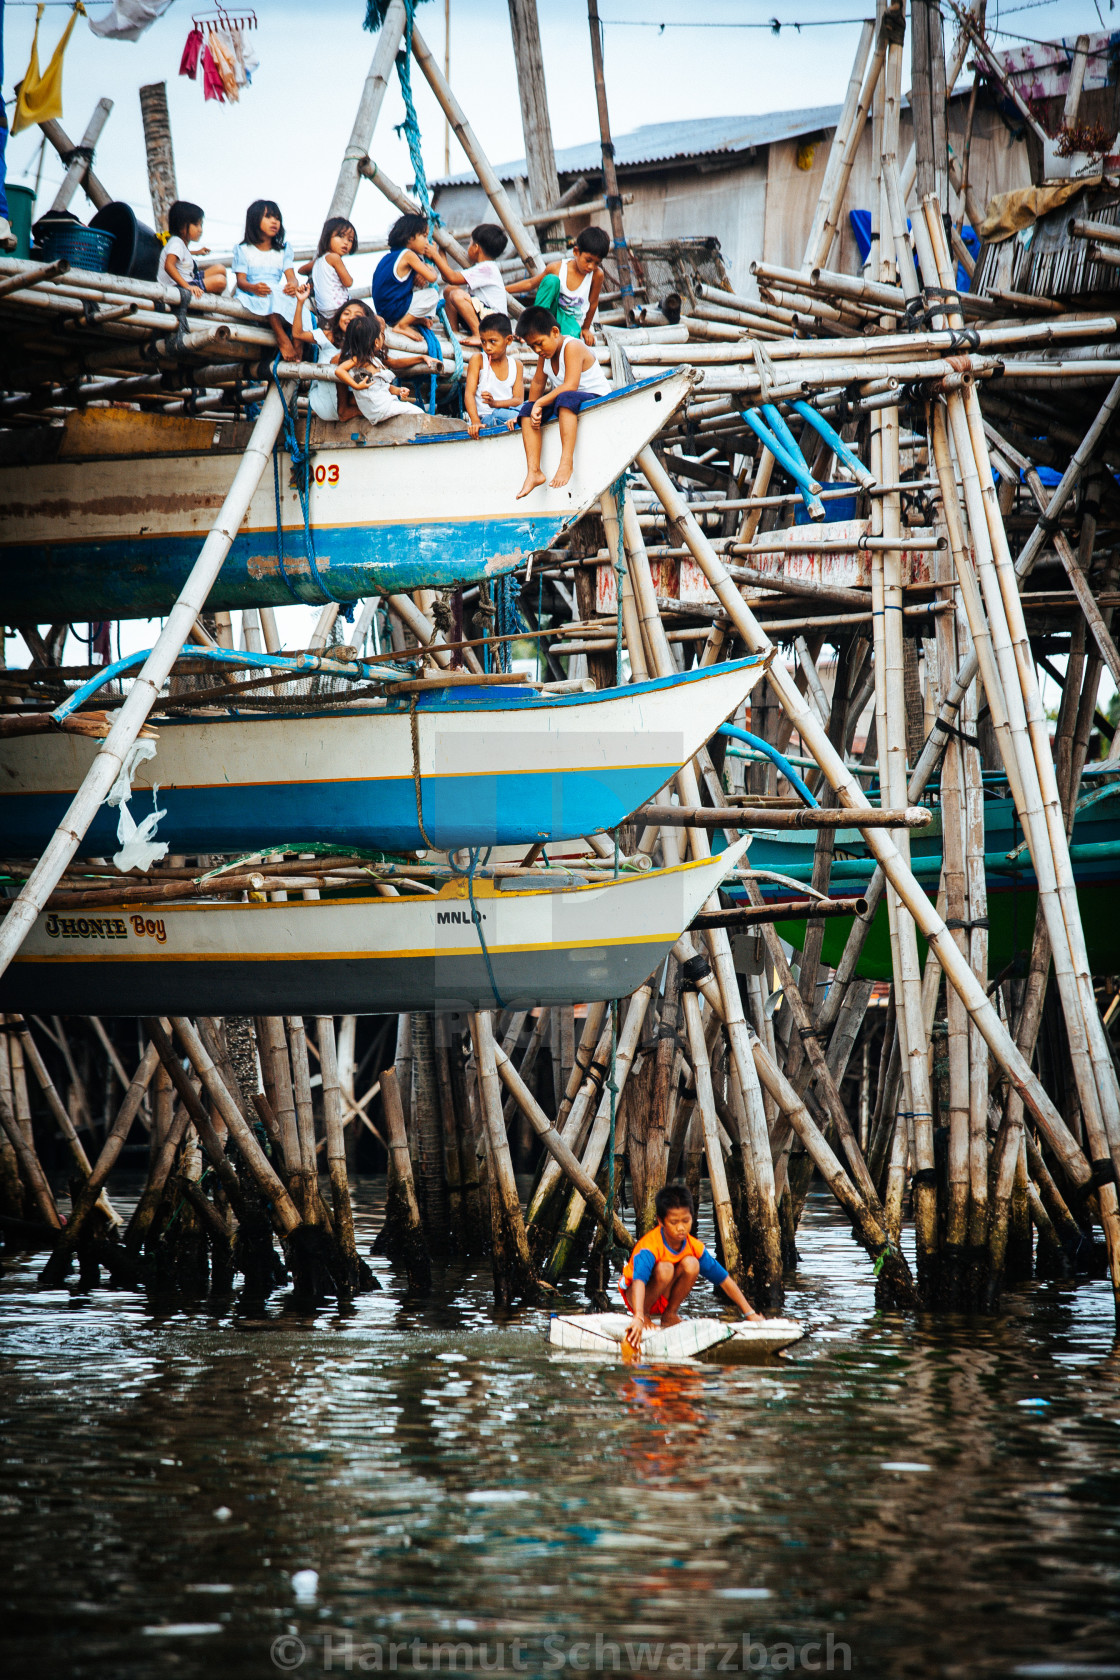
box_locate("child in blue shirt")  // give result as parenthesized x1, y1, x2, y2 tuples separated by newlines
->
(621, 1183, 760, 1350)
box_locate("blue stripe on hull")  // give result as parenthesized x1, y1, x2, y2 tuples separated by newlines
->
(0, 943, 670, 1016)
(0, 514, 566, 619)
(0, 767, 675, 857)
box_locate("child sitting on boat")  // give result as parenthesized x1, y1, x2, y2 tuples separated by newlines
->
(435, 222, 510, 347)
(233, 198, 300, 361)
(292, 291, 376, 424)
(299, 216, 357, 320)
(156, 200, 227, 298)
(621, 1184, 761, 1352)
(507, 226, 609, 345)
(464, 312, 524, 437)
(509, 305, 611, 497)
(333, 312, 435, 426)
(372, 213, 442, 343)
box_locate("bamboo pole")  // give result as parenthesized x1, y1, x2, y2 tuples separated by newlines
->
(47, 100, 114, 214)
(39, 1041, 161, 1284)
(169, 1017, 302, 1235)
(920, 199, 1120, 1188)
(0, 1088, 61, 1229)
(317, 1017, 362, 1292)
(0, 387, 286, 983)
(680, 987, 743, 1284)
(471, 1011, 541, 1300)
(800, 18, 876, 272)
(634, 444, 1099, 1209)
(328, 0, 408, 219)
(493, 1043, 634, 1248)
(526, 1016, 613, 1227)
(587, 0, 635, 313)
(544, 986, 651, 1280)
(378, 1065, 431, 1290)
(806, 12, 892, 271)
(410, 23, 540, 267)
(643, 804, 930, 830)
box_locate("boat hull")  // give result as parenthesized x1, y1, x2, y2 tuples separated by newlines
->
(0, 661, 764, 856)
(0, 373, 691, 616)
(0, 844, 744, 1016)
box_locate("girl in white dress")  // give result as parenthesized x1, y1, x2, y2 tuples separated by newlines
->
(334, 313, 427, 426)
(301, 216, 356, 320)
(233, 198, 300, 360)
(292, 291, 374, 424)
(157, 201, 227, 299)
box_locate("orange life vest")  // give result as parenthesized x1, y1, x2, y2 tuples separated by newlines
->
(621, 1225, 706, 1292)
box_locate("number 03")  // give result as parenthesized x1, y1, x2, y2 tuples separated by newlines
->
(313, 464, 340, 485)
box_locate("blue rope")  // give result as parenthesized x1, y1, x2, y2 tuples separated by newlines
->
(393, 0, 463, 407)
(495, 576, 527, 675)
(450, 845, 506, 1009)
(271, 356, 350, 611)
(417, 323, 442, 412)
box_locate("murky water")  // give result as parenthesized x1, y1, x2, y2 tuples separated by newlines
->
(2, 1187, 1119, 1680)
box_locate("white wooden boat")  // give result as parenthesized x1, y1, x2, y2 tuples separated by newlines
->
(548, 1311, 805, 1361)
(0, 841, 745, 1016)
(0, 371, 692, 618)
(0, 660, 765, 857)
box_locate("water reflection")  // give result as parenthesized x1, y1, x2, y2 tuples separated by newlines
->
(1, 1190, 1119, 1678)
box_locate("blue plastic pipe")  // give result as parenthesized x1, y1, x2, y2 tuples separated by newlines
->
(740, 409, 825, 521)
(50, 643, 415, 723)
(717, 723, 819, 808)
(791, 400, 875, 490)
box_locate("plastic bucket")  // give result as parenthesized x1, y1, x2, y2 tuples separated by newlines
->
(794, 481, 859, 526)
(6, 184, 36, 259)
(34, 217, 116, 273)
(89, 201, 162, 281)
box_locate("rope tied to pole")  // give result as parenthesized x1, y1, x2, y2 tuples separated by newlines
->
(449, 845, 507, 1010)
(270, 354, 351, 610)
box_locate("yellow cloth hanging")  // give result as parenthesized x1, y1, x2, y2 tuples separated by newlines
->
(12, 3, 86, 137)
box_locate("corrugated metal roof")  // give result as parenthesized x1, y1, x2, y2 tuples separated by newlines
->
(430, 105, 842, 188)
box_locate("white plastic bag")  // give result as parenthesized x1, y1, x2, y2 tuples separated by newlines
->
(107, 741, 168, 873)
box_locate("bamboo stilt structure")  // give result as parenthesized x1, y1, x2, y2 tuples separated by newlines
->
(471, 1012, 543, 1303)
(378, 1066, 431, 1292)
(634, 447, 1100, 1211)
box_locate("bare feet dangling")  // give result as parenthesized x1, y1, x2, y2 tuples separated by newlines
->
(516, 469, 547, 499)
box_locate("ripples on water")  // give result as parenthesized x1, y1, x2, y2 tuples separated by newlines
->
(2, 1186, 1119, 1679)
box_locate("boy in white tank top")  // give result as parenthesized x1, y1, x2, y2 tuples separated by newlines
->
(510, 305, 612, 498)
(464, 312, 525, 438)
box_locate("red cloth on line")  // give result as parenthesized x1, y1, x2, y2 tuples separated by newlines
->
(179, 25, 203, 79)
(201, 44, 226, 102)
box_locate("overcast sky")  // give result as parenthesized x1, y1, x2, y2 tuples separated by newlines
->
(2, 0, 1108, 254)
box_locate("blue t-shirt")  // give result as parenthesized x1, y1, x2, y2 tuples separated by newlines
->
(631, 1236, 728, 1287)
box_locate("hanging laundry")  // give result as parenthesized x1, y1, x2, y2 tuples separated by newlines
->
(207, 28, 240, 102)
(179, 25, 203, 79)
(239, 30, 260, 84)
(200, 43, 226, 103)
(12, 2, 85, 136)
(89, 0, 174, 42)
(227, 24, 247, 87)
